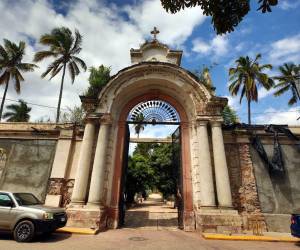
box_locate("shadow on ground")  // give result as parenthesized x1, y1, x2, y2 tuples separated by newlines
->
(0, 232, 71, 243)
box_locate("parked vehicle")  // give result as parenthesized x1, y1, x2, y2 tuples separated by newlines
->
(291, 213, 300, 238)
(0, 191, 67, 242)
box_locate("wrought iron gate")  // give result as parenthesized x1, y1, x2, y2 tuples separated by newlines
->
(171, 126, 183, 229)
(118, 124, 130, 227)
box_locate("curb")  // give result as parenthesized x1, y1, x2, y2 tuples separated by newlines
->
(56, 227, 99, 235)
(202, 233, 300, 242)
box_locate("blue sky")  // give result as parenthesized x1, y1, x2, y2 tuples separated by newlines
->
(0, 0, 299, 125)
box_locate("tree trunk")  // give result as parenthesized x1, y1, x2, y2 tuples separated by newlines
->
(247, 99, 251, 125)
(56, 63, 67, 124)
(0, 76, 9, 121)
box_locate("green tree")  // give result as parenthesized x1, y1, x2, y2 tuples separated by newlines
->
(3, 99, 31, 122)
(133, 113, 146, 138)
(34, 27, 87, 123)
(85, 65, 111, 97)
(222, 105, 239, 125)
(273, 63, 300, 106)
(228, 54, 273, 125)
(0, 39, 37, 120)
(160, 0, 278, 34)
(60, 105, 86, 125)
(150, 143, 175, 199)
(126, 154, 156, 203)
(194, 65, 216, 93)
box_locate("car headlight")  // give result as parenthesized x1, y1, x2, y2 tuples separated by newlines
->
(44, 212, 54, 220)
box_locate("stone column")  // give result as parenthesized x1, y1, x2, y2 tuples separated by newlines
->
(87, 120, 110, 207)
(211, 121, 233, 208)
(71, 120, 96, 205)
(197, 120, 216, 207)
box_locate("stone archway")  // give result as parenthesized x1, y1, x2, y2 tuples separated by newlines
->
(67, 35, 241, 232)
(107, 92, 194, 231)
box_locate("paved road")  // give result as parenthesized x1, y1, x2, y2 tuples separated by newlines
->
(1, 229, 300, 250)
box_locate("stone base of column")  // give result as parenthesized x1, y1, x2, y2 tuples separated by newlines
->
(66, 206, 107, 231)
(106, 207, 119, 229)
(195, 208, 243, 234)
(183, 210, 196, 231)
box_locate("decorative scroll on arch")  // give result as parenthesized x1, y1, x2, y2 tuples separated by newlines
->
(128, 100, 180, 123)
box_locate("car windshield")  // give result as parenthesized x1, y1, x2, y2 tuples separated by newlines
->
(13, 193, 41, 206)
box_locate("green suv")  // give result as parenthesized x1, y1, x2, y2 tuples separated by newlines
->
(0, 191, 67, 242)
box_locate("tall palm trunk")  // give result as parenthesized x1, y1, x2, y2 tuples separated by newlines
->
(56, 63, 67, 123)
(0, 77, 9, 121)
(247, 99, 251, 125)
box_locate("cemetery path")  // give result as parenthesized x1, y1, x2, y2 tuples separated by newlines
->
(123, 193, 178, 230)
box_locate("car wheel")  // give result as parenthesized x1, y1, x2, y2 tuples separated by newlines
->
(13, 220, 35, 242)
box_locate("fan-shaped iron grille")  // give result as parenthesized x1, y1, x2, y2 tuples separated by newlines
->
(128, 100, 180, 123)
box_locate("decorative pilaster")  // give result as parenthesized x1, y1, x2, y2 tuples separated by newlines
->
(87, 115, 111, 207)
(211, 121, 233, 208)
(70, 119, 96, 205)
(197, 120, 216, 207)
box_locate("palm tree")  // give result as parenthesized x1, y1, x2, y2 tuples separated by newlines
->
(34, 27, 87, 123)
(273, 63, 300, 105)
(3, 99, 31, 122)
(0, 39, 37, 120)
(133, 113, 145, 138)
(228, 54, 274, 124)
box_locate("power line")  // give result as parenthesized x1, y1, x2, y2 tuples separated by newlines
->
(0, 98, 68, 111)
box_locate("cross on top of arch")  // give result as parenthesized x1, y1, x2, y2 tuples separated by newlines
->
(151, 27, 159, 40)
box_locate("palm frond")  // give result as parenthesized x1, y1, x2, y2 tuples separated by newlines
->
(72, 56, 87, 71)
(68, 62, 76, 83)
(34, 51, 57, 62)
(17, 63, 38, 72)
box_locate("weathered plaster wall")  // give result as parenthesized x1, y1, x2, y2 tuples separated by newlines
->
(0, 139, 56, 201)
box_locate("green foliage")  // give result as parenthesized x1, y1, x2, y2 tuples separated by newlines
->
(60, 105, 86, 125)
(133, 113, 146, 138)
(273, 63, 300, 106)
(85, 65, 111, 97)
(160, 0, 277, 34)
(228, 54, 274, 124)
(222, 105, 239, 125)
(126, 154, 156, 203)
(149, 143, 176, 199)
(0, 39, 37, 120)
(194, 65, 216, 93)
(34, 27, 86, 123)
(125, 142, 177, 203)
(3, 99, 31, 122)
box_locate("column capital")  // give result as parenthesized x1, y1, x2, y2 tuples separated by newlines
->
(210, 120, 223, 127)
(196, 120, 209, 126)
(99, 113, 113, 125)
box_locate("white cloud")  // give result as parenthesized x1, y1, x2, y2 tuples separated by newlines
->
(124, 0, 206, 47)
(254, 107, 300, 125)
(269, 34, 300, 64)
(279, 0, 300, 10)
(192, 35, 229, 58)
(0, 0, 206, 121)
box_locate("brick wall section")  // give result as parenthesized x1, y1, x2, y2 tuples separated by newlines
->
(238, 144, 261, 214)
(47, 178, 74, 207)
(225, 144, 241, 210)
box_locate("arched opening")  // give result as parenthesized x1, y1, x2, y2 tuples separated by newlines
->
(108, 92, 194, 231)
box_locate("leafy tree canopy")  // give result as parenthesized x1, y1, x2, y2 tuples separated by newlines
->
(160, 0, 278, 34)
(60, 105, 86, 125)
(85, 65, 111, 97)
(222, 105, 239, 125)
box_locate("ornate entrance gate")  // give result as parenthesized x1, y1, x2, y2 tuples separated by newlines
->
(67, 30, 237, 233)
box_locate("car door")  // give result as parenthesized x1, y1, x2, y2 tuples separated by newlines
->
(0, 193, 15, 229)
